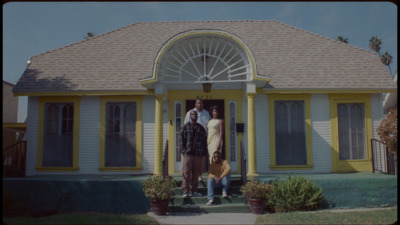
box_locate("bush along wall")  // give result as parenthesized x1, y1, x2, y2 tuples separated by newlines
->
(267, 175, 324, 212)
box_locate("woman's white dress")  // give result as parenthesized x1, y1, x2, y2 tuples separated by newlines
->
(207, 119, 223, 163)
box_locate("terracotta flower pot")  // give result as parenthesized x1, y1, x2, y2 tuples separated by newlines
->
(150, 198, 170, 215)
(248, 198, 267, 214)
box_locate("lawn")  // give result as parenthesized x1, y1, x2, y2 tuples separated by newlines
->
(256, 207, 397, 225)
(3, 212, 159, 225)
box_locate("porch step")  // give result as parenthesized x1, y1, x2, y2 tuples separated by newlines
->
(171, 194, 246, 205)
(168, 203, 250, 214)
(168, 175, 248, 213)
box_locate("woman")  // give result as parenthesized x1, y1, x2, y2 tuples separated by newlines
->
(207, 105, 224, 164)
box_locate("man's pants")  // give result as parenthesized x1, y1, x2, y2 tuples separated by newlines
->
(207, 174, 231, 200)
(182, 154, 203, 193)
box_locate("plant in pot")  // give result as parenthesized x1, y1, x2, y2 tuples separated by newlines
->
(142, 176, 177, 215)
(240, 180, 273, 214)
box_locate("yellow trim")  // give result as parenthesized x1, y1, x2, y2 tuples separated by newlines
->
(329, 94, 373, 172)
(99, 96, 143, 171)
(258, 89, 396, 94)
(141, 30, 268, 86)
(14, 90, 154, 97)
(36, 96, 81, 172)
(154, 94, 164, 176)
(270, 165, 314, 170)
(167, 90, 243, 175)
(247, 93, 258, 178)
(268, 94, 313, 169)
(3, 123, 27, 128)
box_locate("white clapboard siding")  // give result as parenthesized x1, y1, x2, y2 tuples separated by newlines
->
(255, 94, 270, 173)
(370, 94, 386, 171)
(77, 96, 101, 174)
(371, 94, 384, 140)
(25, 97, 39, 176)
(142, 95, 156, 173)
(310, 94, 332, 173)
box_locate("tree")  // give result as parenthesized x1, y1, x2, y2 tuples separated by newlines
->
(337, 36, 348, 44)
(84, 32, 96, 39)
(380, 52, 393, 76)
(377, 108, 397, 156)
(369, 36, 382, 55)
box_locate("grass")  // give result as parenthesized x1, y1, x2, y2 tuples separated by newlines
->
(256, 207, 398, 225)
(2, 212, 159, 225)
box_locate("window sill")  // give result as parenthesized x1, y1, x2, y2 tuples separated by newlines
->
(269, 164, 314, 170)
(99, 167, 143, 171)
(36, 166, 80, 171)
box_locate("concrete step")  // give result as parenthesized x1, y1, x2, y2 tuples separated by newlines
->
(173, 186, 242, 196)
(171, 195, 246, 205)
(168, 203, 250, 213)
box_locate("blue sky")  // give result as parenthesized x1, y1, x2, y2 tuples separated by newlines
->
(3, 2, 397, 122)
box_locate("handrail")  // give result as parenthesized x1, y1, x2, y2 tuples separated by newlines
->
(3, 141, 26, 152)
(371, 138, 395, 175)
(240, 139, 247, 204)
(3, 140, 27, 177)
(162, 140, 169, 178)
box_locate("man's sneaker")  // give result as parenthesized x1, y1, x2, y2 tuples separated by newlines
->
(222, 191, 228, 198)
(191, 191, 203, 197)
(206, 199, 214, 206)
(183, 192, 189, 199)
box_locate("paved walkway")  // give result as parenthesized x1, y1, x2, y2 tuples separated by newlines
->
(147, 207, 398, 225)
(147, 212, 258, 225)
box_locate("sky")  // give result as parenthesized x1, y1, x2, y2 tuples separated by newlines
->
(3, 2, 397, 122)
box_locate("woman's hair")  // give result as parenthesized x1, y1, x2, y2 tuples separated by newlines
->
(210, 105, 220, 117)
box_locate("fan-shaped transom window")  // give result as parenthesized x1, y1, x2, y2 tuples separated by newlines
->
(158, 34, 251, 83)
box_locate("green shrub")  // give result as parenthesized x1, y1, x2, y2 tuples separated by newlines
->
(268, 175, 324, 212)
(142, 176, 177, 200)
(240, 179, 273, 199)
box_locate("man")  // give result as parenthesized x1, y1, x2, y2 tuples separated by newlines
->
(206, 151, 231, 206)
(184, 98, 211, 181)
(181, 110, 208, 198)
(184, 98, 210, 131)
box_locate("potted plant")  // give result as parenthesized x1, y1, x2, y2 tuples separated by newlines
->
(240, 180, 273, 214)
(142, 176, 177, 215)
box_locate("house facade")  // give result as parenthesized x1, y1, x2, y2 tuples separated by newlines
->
(13, 20, 396, 177)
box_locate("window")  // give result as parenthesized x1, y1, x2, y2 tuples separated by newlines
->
(337, 103, 366, 160)
(42, 103, 74, 167)
(329, 94, 372, 172)
(268, 94, 312, 169)
(105, 102, 137, 167)
(100, 96, 142, 171)
(274, 101, 307, 165)
(175, 102, 182, 162)
(229, 102, 236, 161)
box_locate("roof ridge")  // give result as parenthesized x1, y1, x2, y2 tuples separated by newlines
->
(271, 20, 375, 55)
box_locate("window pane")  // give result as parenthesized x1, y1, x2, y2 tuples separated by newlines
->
(229, 102, 236, 161)
(43, 103, 73, 167)
(175, 103, 182, 162)
(338, 103, 366, 160)
(275, 101, 306, 165)
(105, 102, 136, 167)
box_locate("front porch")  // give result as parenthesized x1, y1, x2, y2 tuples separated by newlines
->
(3, 172, 397, 216)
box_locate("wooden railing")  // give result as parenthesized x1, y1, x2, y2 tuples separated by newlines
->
(3, 141, 27, 177)
(162, 140, 169, 178)
(240, 139, 248, 204)
(371, 139, 396, 175)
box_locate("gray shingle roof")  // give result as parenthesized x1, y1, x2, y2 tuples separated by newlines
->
(13, 20, 396, 94)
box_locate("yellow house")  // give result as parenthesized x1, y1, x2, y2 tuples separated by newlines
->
(12, 20, 396, 177)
